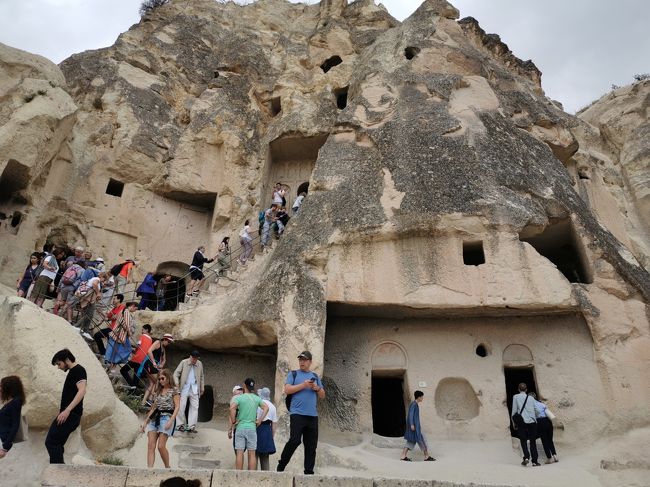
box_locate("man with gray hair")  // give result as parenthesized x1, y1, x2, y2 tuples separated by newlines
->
(173, 350, 204, 433)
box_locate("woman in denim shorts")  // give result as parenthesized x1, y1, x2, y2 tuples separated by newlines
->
(140, 369, 179, 468)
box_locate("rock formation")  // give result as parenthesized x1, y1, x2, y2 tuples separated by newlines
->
(0, 297, 140, 452)
(0, 0, 648, 480)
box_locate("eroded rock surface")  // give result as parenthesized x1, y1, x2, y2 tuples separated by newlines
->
(0, 0, 648, 472)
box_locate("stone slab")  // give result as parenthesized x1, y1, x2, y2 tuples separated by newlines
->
(124, 467, 212, 487)
(41, 464, 128, 487)
(295, 474, 373, 487)
(374, 480, 511, 487)
(212, 469, 293, 487)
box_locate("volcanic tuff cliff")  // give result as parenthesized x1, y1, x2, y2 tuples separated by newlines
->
(1, 0, 649, 464)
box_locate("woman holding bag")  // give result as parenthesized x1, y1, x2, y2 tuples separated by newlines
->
(530, 392, 558, 464)
(0, 376, 25, 459)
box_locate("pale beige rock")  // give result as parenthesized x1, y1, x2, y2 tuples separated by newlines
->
(125, 467, 212, 487)
(0, 296, 140, 455)
(41, 464, 129, 487)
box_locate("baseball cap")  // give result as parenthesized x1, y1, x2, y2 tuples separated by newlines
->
(162, 333, 174, 342)
(297, 351, 312, 360)
(96, 257, 104, 262)
(190, 350, 201, 357)
(232, 385, 243, 393)
(244, 378, 255, 391)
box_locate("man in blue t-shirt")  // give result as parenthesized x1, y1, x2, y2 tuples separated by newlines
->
(276, 351, 325, 475)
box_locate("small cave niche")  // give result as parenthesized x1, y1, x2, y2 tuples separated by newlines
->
(269, 96, 282, 117)
(404, 46, 421, 60)
(0, 159, 30, 204)
(519, 219, 592, 284)
(297, 181, 310, 196)
(475, 344, 488, 358)
(10, 211, 22, 228)
(320, 55, 343, 73)
(105, 178, 125, 197)
(463, 240, 485, 266)
(333, 86, 348, 110)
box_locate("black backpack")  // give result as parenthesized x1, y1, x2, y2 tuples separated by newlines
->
(285, 370, 298, 411)
(110, 262, 127, 276)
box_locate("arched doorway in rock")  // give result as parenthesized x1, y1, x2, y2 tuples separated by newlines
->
(370, 341, 408, 437)
(155, 261, 189, 310)
(502, 344, 537, 437)
(296, 181, 309, 196)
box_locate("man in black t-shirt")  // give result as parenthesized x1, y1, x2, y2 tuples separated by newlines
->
(45, 349, 87, 464)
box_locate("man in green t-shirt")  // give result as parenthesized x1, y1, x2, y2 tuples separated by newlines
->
(230, 377, 269, 470)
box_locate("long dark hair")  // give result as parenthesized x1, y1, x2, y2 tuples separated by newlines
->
(1, 376, 26, 404)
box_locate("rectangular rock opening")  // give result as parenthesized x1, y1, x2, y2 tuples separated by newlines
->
(519, 219, 592, 284)
(0, 159, 30, 203)
(269, 96, 281, 117)
(105, 178, 124, 197)
(265, 133, 328, 207)
(372, 371, 407, 438)
(463, 240, 485, 265)
(167, 345, 277, 427)
(504, 366, 537, 436)
(163, 191, 217, 212)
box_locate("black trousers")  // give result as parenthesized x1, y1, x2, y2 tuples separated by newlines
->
(93, 328, 111, 355)
(537, 417, 556, 458)
(120, 360, 141, 387)
(45, 412, 81, 464)
(277, 414, 319, 474)
(518, 422, 538, 463)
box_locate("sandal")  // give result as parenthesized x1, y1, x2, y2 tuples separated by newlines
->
(400, 457, 412, 461)
(424, 456, 436, 461)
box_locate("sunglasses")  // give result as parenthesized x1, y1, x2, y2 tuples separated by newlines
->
(158, 377, 166, 382)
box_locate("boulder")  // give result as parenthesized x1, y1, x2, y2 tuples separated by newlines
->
(0, 296, 140, 455)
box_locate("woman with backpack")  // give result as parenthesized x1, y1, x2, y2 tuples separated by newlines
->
(15, 252, 41, 298)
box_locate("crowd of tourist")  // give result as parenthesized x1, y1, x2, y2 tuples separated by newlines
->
(15, 181, 306, 318)
(0, 345, 326, 475)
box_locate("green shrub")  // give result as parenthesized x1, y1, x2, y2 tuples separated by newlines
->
(99, 455, 124, 466)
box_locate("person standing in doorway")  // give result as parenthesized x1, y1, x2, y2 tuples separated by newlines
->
(276, 351, 325, 475)
(511, 382, 539, 466)
(173, 350, 204, 433)
(45, 349, 87, 464)
(230, 378, 268, 470)
(400, 390, 435, 462)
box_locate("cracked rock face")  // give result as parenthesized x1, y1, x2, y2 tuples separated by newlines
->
(0, 0, 649, 455)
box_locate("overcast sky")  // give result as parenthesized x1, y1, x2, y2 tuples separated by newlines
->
(0, 0, 648, 113)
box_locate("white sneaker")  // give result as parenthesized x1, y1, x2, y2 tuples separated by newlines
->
(81, 332, 93, 340)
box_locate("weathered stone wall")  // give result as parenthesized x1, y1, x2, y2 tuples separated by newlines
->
(322, 313, 606, 444)
(0, 0, 648, 467)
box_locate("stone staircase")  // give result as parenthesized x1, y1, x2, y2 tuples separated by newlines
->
(174, 442, 220, 469)
(178, 244, 273, 311)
